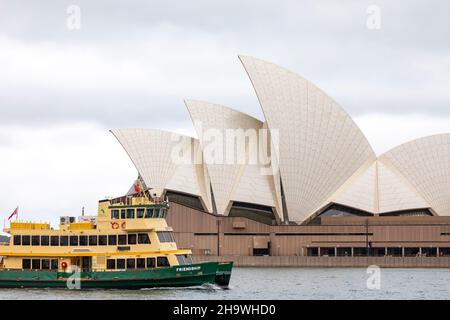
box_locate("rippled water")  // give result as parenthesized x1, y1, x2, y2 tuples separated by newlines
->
(0, 268, 449, 300)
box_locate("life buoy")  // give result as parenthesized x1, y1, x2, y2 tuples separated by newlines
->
(61, 261, 68, 269)
(121, 222, 126, 229)
(111, 222, 119, 229)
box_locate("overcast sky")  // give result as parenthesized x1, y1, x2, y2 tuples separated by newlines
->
(0, 0, 449, 227)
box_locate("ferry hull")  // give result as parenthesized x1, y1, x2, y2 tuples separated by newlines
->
(0, 261, 233, 289)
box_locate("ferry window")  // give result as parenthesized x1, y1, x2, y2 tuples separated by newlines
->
(153, 208, 160, 218)
(79, 235, 88, 246)
(136, 258, 145, 269)
(126, 258, 136, 269)
(126, 208, 135, 219)
(111, 209, 120, 219)
(99, 235, 107, 246)
(120, 209, 126, 219)
(146, 257, 155, 268)
(22, 235, 30, 246)
(41, 236, 49, 246)
(13, 235, 21, 245)
(157, 231, 174, 243)
(50, 236, 59, 246)
(32, 259, 41, 270)
(137, 208, 145, 218)
(176, 255, 184, 265)
(41, 259, 50, 270)
(70, 236, 78, 246)
(32, 235, 40, 246)
(108, 235, 117, 246)
(116, 259, 125, 269)
(118, 234, 127, 245)
(106, 259, 116, 270)
(128, 234, 137, 245)
(51, 259, 58, 270)
(157, 232, 165, 242)
(145, 208, 152, 218)
(138, 233, 150, 244)
(22, 259, 31, 269)
(60, 236, 69, 246)
(88, 235, 98, 246)
(176, 255, 192, 266)
(157, 256, 170, 267)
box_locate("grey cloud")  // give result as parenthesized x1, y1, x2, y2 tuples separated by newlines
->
(0, 90, 188, 127)
(0, 85, 262, 129)
(0, 0, 449, 128)
(2, 0, 447, 51)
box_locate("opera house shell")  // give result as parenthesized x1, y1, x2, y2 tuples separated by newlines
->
(112, 55, 450, 226)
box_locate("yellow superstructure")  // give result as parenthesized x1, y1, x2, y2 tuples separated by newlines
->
(0, 195, 192, 272)
(10, 222, 50, 230)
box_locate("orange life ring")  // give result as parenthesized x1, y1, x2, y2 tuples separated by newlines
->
(111, 222, 119, 229)
(121, 222, 126, 229)
(61, 261, 68, 269)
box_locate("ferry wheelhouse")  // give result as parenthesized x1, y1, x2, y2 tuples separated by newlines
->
(0, 193, 232, 289)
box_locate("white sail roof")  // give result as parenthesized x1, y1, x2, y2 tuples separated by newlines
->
(111, 56, 450, 221)
(376, 158, 430, 213)
(381, 134, 450, 215)
(185, 100, 282, 217)
(330, 158, 430, 214)
(111, 128, 212, 212)
(239, 55, 376, 222)
(332, 161, 377, 213)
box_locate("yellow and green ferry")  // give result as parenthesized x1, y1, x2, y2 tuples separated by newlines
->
(0, 192, 232, 289)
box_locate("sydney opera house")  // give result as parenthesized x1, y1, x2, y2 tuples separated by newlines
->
(112, 55, 450, 267)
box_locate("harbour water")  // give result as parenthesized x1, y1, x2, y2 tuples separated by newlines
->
(0, 267, 449, 300)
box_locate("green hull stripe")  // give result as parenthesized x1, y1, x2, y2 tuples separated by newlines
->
(0, 261, 233, 289)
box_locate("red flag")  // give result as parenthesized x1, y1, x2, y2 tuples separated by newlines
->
(134, 182, 141, 194)
(8, 206, 18, 220)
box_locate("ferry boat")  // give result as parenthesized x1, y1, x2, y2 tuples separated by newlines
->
(0, 191, 232, 289)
